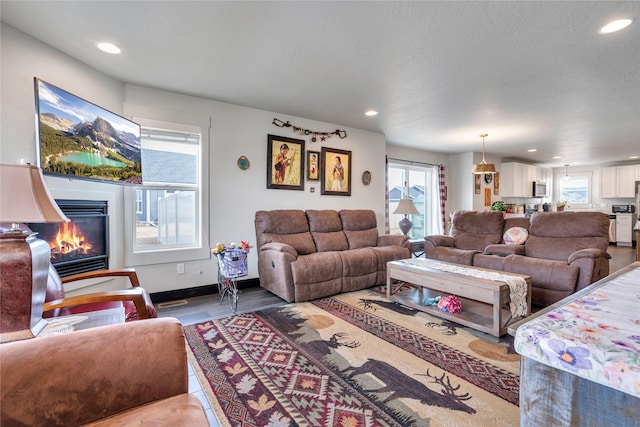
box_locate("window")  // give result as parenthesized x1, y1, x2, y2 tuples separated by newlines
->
(134, 127, 200, 251)
(557, 171, 592, 208)
(388, 161, 442, 238)
(124, 118, 210, 266)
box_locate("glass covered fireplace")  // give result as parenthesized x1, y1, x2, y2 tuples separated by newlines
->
(28, 199, 109, 277)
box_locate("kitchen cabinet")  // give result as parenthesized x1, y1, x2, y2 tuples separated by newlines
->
(601, 165, 638, 198)
(500, 162, 548, 198)
(615, 214, 634, 246)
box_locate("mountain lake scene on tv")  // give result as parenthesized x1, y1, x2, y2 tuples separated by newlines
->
(37, 80, 141, 183)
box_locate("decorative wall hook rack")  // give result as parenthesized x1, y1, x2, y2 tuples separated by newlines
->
(272, 118, 347, 142)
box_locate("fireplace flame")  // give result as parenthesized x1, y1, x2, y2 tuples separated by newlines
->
(51, 222, 93, 255)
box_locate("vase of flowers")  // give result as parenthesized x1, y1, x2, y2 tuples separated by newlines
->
(556, 200, 569, 212)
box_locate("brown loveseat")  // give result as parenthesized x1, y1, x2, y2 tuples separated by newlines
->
(424, 210, 611, 307)
(0, 318, 209, 426)
(255, 209, 410, 302)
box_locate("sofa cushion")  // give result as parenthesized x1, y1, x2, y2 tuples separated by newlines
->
(450, 210, 504, 250)
(255, 210, 316, 255)
(525, 212, 609, 261)
(291, 252, 344, 301)
(339, 248, 378, 292)
(306, 210, 348, 252)
(503, 227, 529, 245)
(339, 210, 379, 249)
(503, 254, 580, 306)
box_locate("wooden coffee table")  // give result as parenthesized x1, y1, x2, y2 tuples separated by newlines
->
(386, 258, 531, 337)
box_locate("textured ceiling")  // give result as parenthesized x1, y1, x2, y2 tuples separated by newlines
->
(2, 1, 639, 167)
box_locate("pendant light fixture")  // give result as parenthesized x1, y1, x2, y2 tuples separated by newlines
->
(471, 133, 496, 174)
(563, 164, 570, 181)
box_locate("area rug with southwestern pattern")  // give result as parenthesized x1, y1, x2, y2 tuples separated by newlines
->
(184, 288, 520, 427)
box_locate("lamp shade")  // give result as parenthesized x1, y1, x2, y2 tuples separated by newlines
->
(393, 199, 419, 215)
(0, 163, 68, 224)
(471, 162, 496, 174)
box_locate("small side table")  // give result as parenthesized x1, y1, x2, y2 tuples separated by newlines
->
(409, 239, 424, 258)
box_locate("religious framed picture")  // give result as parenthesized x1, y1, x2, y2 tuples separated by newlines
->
(321, 147, 351, 196)
(266, 134, 304, 191)
(307, 150, 319, 180)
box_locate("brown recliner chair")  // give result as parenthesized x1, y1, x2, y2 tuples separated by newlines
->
(43, 265, 157, 321)
(424, 210, 507, 265)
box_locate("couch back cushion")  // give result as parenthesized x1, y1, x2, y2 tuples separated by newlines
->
(525, 211, 609, 261)
(339, 210, 379, 249)
(254, 210, 316, 255)
(450, 210, 505, 250)
(306, 210, 349, 252)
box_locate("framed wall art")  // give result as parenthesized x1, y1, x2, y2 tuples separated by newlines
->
(307, 150, 319, 180)
(474, 174, 481, 194)
(484, 188, 492, 206)
(494, 172, 500, 195)
(362, 170, 371, 185)
(266, 134, 304, 190)
(321, 147, 351, 196)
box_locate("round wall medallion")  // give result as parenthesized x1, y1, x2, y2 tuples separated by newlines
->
(362, 170, 372, 185)
(484, 173, 493, 184)
(237, 156, 250, 170)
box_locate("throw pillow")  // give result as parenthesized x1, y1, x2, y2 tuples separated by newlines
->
(503, 227, 528, 245)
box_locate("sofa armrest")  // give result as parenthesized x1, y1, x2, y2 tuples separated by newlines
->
(260, 242, 299, 257)
(485, 244, 525, 256)
(0, 318, 190, 426)
(424, 235, 455, 249)
(377, 234, 409, 248)
(568, 248, 612, 264)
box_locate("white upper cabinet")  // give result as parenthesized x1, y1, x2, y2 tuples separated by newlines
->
(500, 162, 548, 198)
(601, 165, 638, 198)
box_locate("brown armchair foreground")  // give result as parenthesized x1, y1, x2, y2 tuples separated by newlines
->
(43, 266, 157, 321)
(0, 317, 209, 426)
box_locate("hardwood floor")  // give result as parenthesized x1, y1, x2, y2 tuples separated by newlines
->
(156, 244, 636, 427)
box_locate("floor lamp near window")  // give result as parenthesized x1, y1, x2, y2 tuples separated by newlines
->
(0, 163, 68, 343)
(393, 199, 419, 236)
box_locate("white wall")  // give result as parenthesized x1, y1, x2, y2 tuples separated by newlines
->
(1, 23, 388, 293)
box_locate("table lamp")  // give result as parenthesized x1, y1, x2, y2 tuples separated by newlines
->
(0, 163, 69, 342)
(393, 198, 419, 235)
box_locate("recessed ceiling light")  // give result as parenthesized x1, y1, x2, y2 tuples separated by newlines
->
(598, 18, 633, 34)
(552, 156, 562, 159)
(365, 110, 378, 116)
(527, 149, 537, 152)
(630, 155, 639, 159)
(97, 42, 122, 54)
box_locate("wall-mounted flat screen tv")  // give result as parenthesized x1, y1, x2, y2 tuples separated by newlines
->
(35, 78, 142, 183)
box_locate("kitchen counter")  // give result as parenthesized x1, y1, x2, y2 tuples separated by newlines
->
(509, 262, 640, 426)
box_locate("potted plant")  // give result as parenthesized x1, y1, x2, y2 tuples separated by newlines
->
(556, 200, 569, 211)
(491, 201, 507, 212)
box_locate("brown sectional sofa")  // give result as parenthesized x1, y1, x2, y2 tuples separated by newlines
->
(424, 210, 611, 307)
(255, 209, 410, 302)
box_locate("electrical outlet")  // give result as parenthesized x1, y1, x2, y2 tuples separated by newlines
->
(177, 263, 185, 274)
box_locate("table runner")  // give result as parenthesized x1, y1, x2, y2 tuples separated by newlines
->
(404, 259, 529, 317)
(514, 266, 640, 397)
